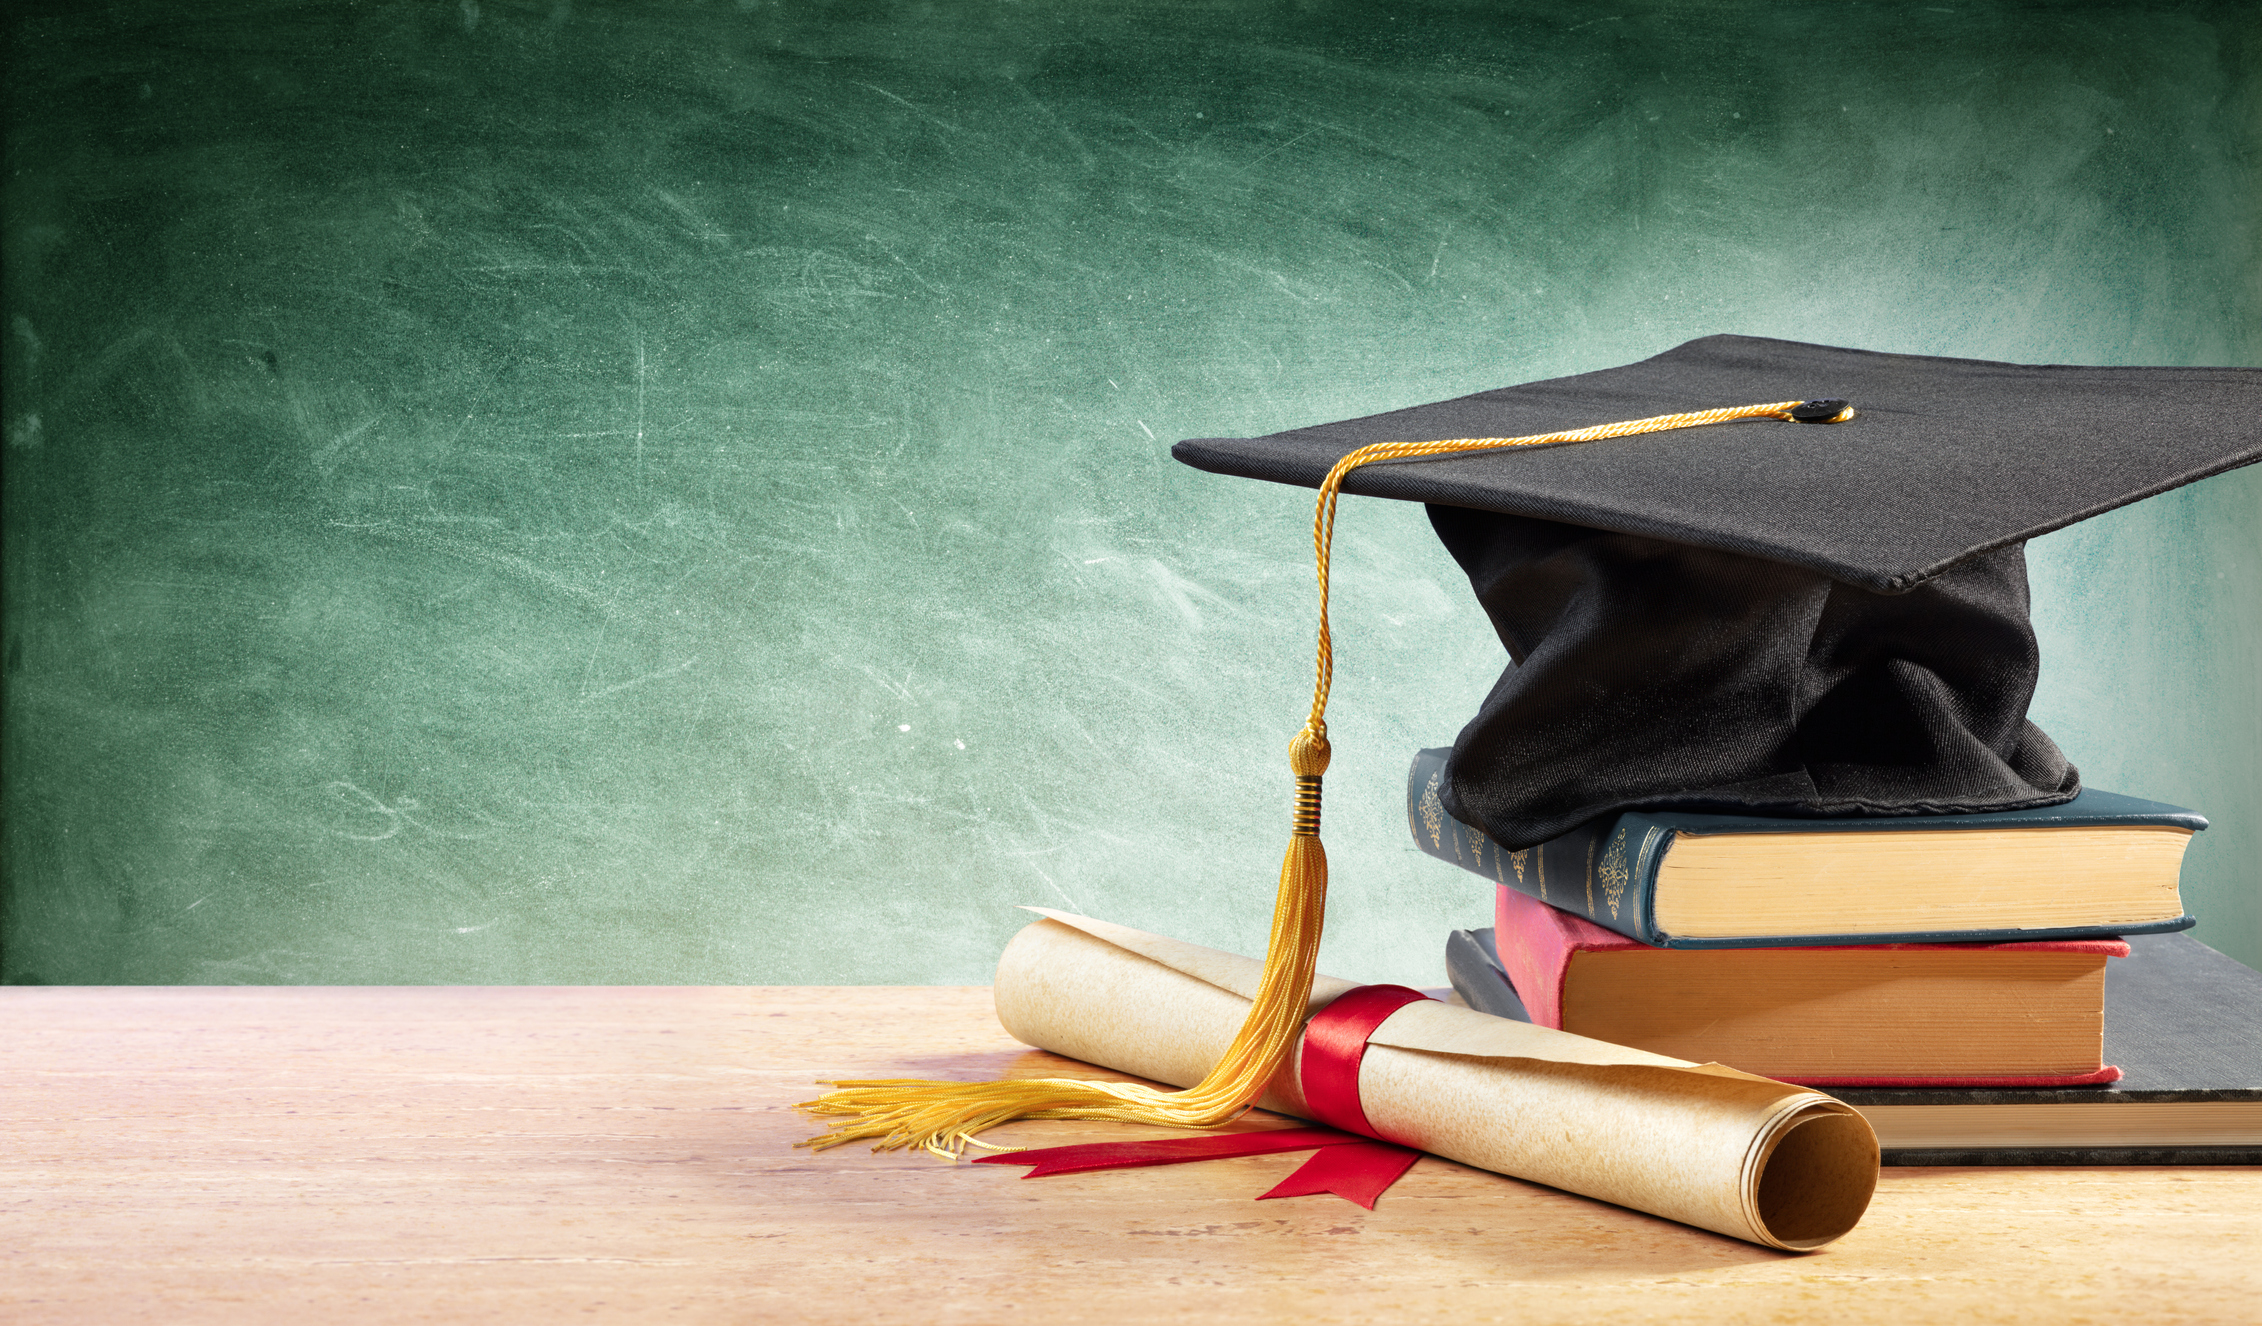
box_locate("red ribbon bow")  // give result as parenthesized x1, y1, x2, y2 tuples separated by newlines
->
(976, 984, 1432, 1209)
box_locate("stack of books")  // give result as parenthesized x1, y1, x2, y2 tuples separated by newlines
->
(1410, 748, 2262, 1164)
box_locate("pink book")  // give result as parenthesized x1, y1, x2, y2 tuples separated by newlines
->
(1494, 884, 2126, 1087)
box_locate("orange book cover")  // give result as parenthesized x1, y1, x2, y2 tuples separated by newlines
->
(1494, 884, 2126, 1087)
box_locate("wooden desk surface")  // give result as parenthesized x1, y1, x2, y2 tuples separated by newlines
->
(5, 986, 2257, 1324)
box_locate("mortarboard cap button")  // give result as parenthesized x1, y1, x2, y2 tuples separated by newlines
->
(1789, 399, 1852, 422)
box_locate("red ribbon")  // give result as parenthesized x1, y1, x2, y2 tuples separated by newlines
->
(977, 984, 1432, 1209)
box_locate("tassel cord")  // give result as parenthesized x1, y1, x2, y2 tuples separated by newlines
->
(795, 398, 1845, 1160)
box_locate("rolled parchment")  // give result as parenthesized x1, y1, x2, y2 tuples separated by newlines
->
(994, 911, 1879, 1250)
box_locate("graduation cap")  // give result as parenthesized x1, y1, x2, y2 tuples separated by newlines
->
(798, 333, 2254, 1164)
(1174, 334, 2262, 850)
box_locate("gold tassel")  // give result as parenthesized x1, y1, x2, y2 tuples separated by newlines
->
(796, 722, 1328, 1159)
(796, 400, 1845, 1159)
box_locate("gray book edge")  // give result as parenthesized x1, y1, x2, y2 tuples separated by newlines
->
(1444, 928, 1530, 1022)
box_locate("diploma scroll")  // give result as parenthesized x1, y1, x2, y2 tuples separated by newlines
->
(994, 912, 1879, 1250)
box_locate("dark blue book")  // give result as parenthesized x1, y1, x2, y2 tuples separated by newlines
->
(1410, 747, 2201, 949)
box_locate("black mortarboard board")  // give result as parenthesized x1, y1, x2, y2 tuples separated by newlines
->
(1174, 334, 2261, 850)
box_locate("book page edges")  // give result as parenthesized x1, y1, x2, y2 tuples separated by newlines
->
(1653, 826, 2191, 939)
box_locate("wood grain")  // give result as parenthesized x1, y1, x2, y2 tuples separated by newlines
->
(5, 986, 2257, 1324)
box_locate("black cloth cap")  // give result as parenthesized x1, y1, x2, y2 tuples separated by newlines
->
(1174, 335, 2260, 849)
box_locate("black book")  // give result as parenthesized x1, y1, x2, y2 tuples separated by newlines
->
(1446, 927, 2262, 1165)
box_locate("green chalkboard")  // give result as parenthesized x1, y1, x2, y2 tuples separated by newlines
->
(4, 1, 2258, 985)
